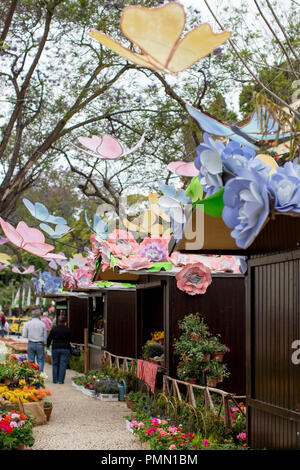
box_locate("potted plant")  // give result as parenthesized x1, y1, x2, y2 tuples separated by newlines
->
(174, 313, 230, 386)
(43, 401, 53, 421)
(0, 410, 35, 450)
(206, 361, 230, 387)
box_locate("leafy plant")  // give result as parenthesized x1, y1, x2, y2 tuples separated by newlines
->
(69, 352, 84, 373)
(142, 341, 164, 359)
(94, 379, 119, 395)
(43, 401, 52, 409)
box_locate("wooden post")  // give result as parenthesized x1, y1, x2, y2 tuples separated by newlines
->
(84, 328, 89, 375)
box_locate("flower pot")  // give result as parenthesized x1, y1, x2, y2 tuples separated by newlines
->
(125, 395, 137, 410)
(186, 378, 197, 385)
(13, 444, 25, 450)
(212, 352, 225, 362)
(207, 377, 219, 388)
(200, 353, 211, 362)
(44, 406, 52, 421)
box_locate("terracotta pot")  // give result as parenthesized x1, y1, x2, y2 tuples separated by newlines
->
(186, 378, 197, 385)
(13, 444, 25, 450)
(212, 352, 225, 362)
(201, 353, 211, 362)
(207, 377, 218, 387)
(44, 406, 52, 421)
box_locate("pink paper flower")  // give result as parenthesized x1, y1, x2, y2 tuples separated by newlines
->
(74, 268, 92, 287)
(176, 262, 212, 295)
(138, 237, 169, 262)
(117, 254, 153, 271)
(107, 229, 140, 258)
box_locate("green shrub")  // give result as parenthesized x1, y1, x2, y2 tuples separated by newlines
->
(69, 352, 84, 373)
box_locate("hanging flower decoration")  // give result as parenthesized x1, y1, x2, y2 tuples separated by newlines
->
(176, 262, 212, 295)
(138, 237, 169, 262)
(60, 264, 76, 291)
(267, 167, 300, 213)
(158, 181, 191, 242)
(32, 271, 62, 295)
(88, 3, 231, 74)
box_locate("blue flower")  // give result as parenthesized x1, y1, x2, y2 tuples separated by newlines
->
(222, 169, 270, 249)
(194, 133, 225, 197)
(267, 166, 300, 213)
(40, 271, 53, 282)
(221, 141, 256, 175)
(276, 158, 300, 179)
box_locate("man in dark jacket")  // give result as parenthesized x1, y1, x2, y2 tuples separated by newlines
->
(47, 317, 73, 384)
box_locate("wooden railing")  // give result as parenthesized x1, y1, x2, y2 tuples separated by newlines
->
(101, 351, 246, 429)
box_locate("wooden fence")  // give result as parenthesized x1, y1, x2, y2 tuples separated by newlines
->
(102, 350, 246, 429)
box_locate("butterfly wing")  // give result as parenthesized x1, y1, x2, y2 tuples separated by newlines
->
(93, 214, 108, 238)
(241, 108, 291, 141)
(120, 3, 185, 70)
(78, 135, 103, 152)
(0, 218, 23, 248)
(121, 133, 145, 157)
(89, 28, 162, 71)
(185, 103, 259, 150)
(39, 223, 55, 237)
(167, 24, 231, 73)
(96, 135, 123, 160)
(168, 161, 198, 177)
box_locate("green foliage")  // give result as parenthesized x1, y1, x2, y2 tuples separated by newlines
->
(68, 352, 84, 373)
(174, 313, 230, 383)
(142, 342, 164, 360)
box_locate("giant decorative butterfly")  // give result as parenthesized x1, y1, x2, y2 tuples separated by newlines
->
(73, 134, 145, 160)
(39, 223, 71, 239)
(85, 212, 108, 240)
(23, 198, 67, 225)
(89, 3, 231, 74)
(185, 103, 291, 150)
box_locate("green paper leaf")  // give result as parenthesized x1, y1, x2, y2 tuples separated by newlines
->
(194, 187, 225, 218)
(121, 283, 137, 288)
(148, 262, 173, 272)
(185, 176, 203, 203)
(110, 254, 119, 269)
(95, 281, 114, 288)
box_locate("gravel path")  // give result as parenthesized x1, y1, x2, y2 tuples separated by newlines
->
(30, 363, 143, 450)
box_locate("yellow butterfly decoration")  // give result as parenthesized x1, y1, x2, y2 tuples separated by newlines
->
(0, 253, 11, 264)
(89, 3, 231, 74)
(123, 193, 171, 238)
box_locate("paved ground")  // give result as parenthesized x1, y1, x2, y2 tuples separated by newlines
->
(29, 363, 143, 450)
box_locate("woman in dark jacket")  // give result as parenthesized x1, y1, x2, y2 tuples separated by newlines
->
(47, 317, 73, 384)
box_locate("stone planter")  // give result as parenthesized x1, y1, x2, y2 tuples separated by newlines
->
(99, 393, 119, 402)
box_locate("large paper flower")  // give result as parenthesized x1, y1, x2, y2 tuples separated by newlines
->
(138, 237, 169, 262)
(107, 229, 139, 257)
(194, 133, 225, 197)
(89, 3, 231, 74)
(176, 262, 212, 295)
(0, 218, 61, 257)
(221, 141, 256, 175)
(74, 269, 92, 288)
(117, 254, 153, 271)
(222, 169, 270, 249)
(267, 170, 300, 213)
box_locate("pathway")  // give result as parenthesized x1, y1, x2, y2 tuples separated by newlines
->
(29, 363, 143, 450)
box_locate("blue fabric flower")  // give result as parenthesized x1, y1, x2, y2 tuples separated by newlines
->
(276, 158, 300, 179)
(32, 277, 42, 294)
(222, 169, 270, 249)
(194, 133, 225, 197)
(40, 271, 53, 282)
(267, 166, 300, 213)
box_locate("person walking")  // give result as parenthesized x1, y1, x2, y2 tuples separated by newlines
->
(22, 309, 47, 372)
(47, 317, 73, 384)
(0, 313, 9, 338)
(41, 311, 52, 334)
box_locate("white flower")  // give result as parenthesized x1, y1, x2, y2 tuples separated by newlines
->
(40, 372, 48, 380)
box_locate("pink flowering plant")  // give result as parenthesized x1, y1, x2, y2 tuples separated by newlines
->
(0, 409, 35, 450)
